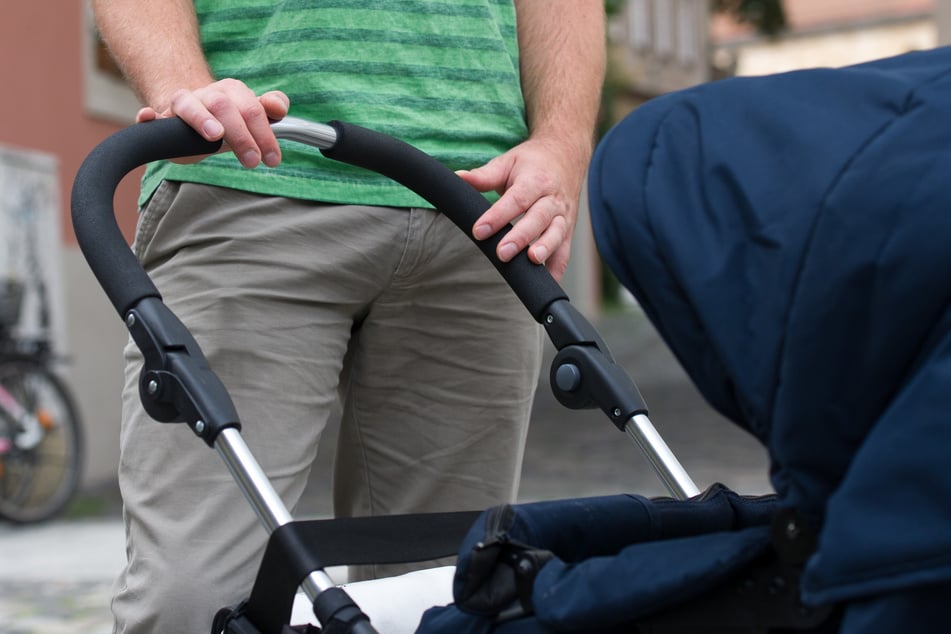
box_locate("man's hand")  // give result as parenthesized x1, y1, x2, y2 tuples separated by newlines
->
(463, 0, 605, 283)
(135, 79, 289, 168)
(459, 137, 583, 282)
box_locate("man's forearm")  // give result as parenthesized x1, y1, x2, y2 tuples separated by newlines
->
(93, 0, 214, 111)
(94, 0, 286, 166)
(514, 0, 606, 156)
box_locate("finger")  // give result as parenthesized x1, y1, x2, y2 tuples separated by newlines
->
(478, 166, 564, 254)
(191, 80, 273, 168)
(457, 155, 511, 196)
(495, 196, 565, 263)
(202, 93, 263, 167)
(473, 184, 540, 248)
(259, 91, 290, 121)
(234, 98, 283, 168)
(470, 166, 546, 242)
(135, 107, 160, 124)
(544, 241, 572, 283)
(231, 97, 280, 167)
(200, 83, 285, 167)
(527, 214, 570, 266)
(168, 88, 226, 142)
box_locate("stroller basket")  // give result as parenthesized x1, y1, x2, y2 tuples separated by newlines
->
(70, 116, 698, 633)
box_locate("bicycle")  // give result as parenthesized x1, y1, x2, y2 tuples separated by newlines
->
(0, 274, 83, 523)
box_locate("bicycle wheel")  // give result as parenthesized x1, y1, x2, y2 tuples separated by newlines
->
(0, 358, 83, 523)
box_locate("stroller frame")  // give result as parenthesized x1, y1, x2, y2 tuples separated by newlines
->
(70, 117, 819, 633)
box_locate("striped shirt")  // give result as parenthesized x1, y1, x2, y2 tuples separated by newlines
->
(140, 0, 528, 208)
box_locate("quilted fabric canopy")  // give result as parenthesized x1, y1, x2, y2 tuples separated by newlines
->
(591, 45, 951, 619)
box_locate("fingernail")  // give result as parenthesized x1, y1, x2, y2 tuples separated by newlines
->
(263, 151, 280, 167)
(498, 242, 518, 261)
(202, 119, 224, 139)
(241, 151, 260, 167)
(533, 245, 549, 262)
(474, 224, 492, 240)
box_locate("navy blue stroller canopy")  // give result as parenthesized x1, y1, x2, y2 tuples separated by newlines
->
(419, 46, 951, 633)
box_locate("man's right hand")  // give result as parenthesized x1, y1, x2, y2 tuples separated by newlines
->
(136, 78, 289, 168)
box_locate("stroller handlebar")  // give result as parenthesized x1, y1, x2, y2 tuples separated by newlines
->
(70, 116, 567, 323)
(69, 114, 698, 633)
(71, 116, 697, 492)
(318, 118, 568, 321)
(70, 118, 222, 316)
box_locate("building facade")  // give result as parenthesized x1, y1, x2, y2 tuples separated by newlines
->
(609, 0, 940, 119)
(1, 3, 141, 491)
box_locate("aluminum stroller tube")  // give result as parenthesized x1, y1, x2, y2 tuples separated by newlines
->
(271, 116, 338, 148)
(215, 428, 336, 596)
(625, 414, 700, 499)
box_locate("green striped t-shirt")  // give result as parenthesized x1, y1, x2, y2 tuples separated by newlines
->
(140, 0, 528, 208)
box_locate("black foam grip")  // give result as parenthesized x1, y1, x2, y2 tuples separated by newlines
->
(70, 118, 222, 316)
(321, 120, 567, 321)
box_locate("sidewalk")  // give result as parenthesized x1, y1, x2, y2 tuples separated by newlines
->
(0, 519, 124, 633)
(0, 310, 773, 633)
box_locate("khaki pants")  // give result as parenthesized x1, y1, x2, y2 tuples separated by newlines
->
(111, 182, 542, 633)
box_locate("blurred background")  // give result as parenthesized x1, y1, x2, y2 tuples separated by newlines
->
(3, 0, 947, 511)
(1, 0, 949, 630)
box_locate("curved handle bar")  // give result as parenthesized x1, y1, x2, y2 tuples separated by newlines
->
(71, 119, 223, 316)
(321, 120, 567, 320)
(70, 116, 566, 322)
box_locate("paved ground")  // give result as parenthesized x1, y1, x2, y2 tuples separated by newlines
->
(0, 308, 773, 633)
(0, 520, 124, 634)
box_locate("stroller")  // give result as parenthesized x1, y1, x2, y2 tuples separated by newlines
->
(71, 113, 696, 633)
(71, 45, 951, 634)
(417, 47, 951, 633)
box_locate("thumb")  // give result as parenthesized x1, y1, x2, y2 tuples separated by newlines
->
(135, 107, 161, 124)
(456, 155, 511, 194)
